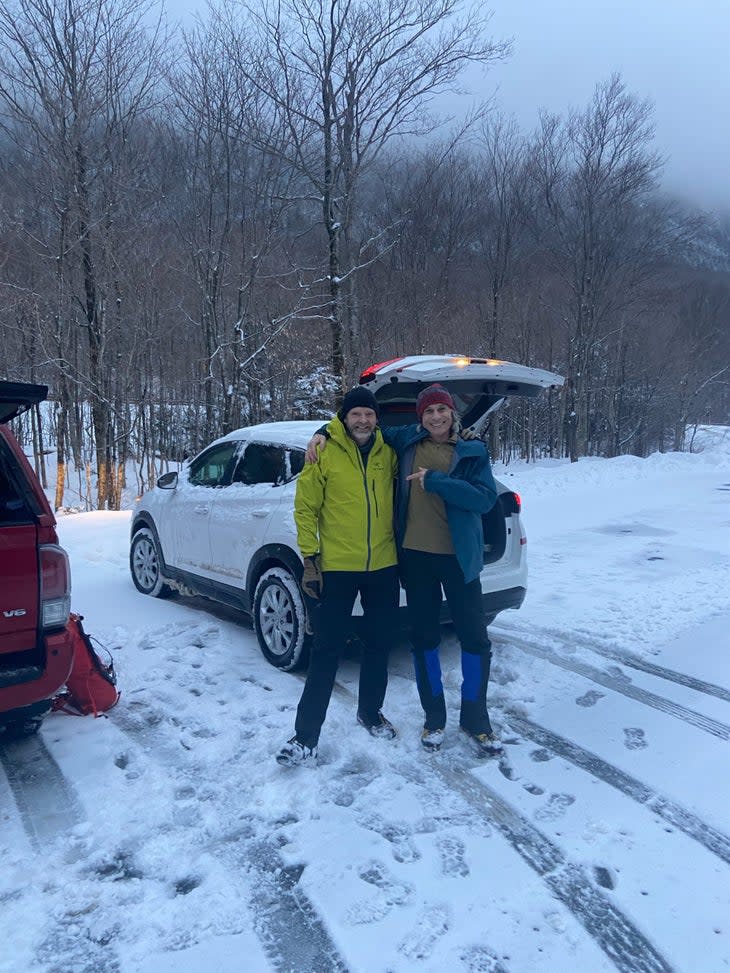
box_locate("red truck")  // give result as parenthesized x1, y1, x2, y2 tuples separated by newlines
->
(0, 381, 74, 737)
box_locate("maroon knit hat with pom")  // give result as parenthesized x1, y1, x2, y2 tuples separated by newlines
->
(415, 383, 456, 421)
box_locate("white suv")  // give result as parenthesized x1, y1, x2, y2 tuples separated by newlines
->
(130, 356, 563, 670)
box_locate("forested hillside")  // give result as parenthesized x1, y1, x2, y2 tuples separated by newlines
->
(1, 0, 728, 509)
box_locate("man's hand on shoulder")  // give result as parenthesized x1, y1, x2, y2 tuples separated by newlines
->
(305, 434, 327, 464)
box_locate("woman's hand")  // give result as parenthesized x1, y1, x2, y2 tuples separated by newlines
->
(305, 434, 327, 464)
(406, 467, 428, 489)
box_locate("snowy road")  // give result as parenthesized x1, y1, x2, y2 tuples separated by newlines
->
(1, 439, 729, 973)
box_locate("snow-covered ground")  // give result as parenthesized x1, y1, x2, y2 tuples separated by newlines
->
(2, 428, 730, 973)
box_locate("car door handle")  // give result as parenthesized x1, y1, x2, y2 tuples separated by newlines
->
(252, 509, 269, 518)
(194, 505, 210, 514)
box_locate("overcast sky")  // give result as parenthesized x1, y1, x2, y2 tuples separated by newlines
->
(483, 0, 730, 211)
(169, 0, 730, 213)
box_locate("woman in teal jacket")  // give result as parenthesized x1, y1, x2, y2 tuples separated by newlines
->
(312, 383, 501, 755)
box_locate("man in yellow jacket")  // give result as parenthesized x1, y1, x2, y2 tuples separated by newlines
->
(276, 386, 400, 766)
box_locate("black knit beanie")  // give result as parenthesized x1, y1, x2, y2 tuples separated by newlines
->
(338, 386, 380, 420)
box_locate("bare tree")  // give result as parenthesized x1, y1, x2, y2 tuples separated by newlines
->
(167, 18, 304, 439)
(530, 75, 668, 459)
(224, 0, 509, 395)
(0, 0, 166, 507)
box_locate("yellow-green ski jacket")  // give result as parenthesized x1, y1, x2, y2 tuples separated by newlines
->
(294, 417, 398, 572)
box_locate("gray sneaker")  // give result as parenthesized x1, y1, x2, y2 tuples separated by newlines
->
(459, 726, 503, 756)
(276, 736, 318, 767)
(357, 711, 397, 740)
(421, 727, 445, 752)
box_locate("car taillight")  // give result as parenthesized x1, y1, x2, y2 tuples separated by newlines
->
(359, 358, 404, 382)
(501, 491, 522, 515)
(40, 544, 71, 630)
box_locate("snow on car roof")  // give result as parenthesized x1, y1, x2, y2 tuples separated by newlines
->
(215, 420, 331, 450)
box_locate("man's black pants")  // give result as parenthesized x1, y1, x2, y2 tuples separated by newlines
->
(401, 549, 493, 735)
(295, 565, 399, 748)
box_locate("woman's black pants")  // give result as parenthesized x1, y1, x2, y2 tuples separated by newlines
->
(401, 548, 493, 735)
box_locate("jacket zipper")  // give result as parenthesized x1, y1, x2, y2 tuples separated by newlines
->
(356, 449, 372, 571)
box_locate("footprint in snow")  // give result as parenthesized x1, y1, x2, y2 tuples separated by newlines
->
(357, 860, 413, 903)
(460, 944, 510, 973)
(623, 727, 648, 750)
(357, 814, 421, 863)
(398, 904, 450, 960)
(190, 625, 221, 648)
(575, 689, 605, 707)
(605, 665, 631, 683)
(345, 860, 414, 925)
(534, 793, 576, 821)
(497, 756, 517, 781)
(437, 835, 469, 877)
(326, 754, 379, 807)
(530, 748, 553, 763)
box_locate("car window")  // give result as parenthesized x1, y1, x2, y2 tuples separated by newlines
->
(0, 441, 34, 523)
(377, 379, 505, 429)
(231, 442, 287, 486)
(0, 463, 31, 524)
(288, 449, 305, 479)
(187, 443, 238, 487)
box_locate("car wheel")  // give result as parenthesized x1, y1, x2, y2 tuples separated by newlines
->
(130, 527, 175, 598)
(253, 567, 310, 671)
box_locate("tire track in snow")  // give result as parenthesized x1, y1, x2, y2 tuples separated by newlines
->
(0, 732, 83, 852)
(112, 703, 351, 973)
(224, 836, 350, 973)
(493, 626, 730, 704)
(428, 752, 674, 973)
(345, 671, 673, 973)
(498, 635, 730, 741)
(1, 734, 124, 973)
(506, 713, 730, 867)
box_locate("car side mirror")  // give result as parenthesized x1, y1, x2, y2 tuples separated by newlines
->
(157, 471, 178, 490)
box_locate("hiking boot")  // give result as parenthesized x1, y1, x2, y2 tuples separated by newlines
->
(357, 711, 397, 740)
(276, 736, 318, 767)
(421, 727, 445, 752)
(460, 726, 503, 756)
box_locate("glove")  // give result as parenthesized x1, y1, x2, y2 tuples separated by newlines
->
(301, 555, 323, 600)
(460, 426, 480, 440)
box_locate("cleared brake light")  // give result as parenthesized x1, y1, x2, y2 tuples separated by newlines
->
(359, 357, 403, 382)
(501, 491, 522, 515)
(40, 544, 71, 630)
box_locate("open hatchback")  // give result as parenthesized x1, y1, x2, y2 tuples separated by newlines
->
(0, 381, 74, 737)
(359, 355, 563, 428)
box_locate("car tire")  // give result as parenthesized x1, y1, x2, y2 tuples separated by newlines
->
(130, 527, 176, 598)
(253, 567, 310, 671)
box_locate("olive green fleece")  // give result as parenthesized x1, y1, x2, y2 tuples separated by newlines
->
(294, 416, 398, 572)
